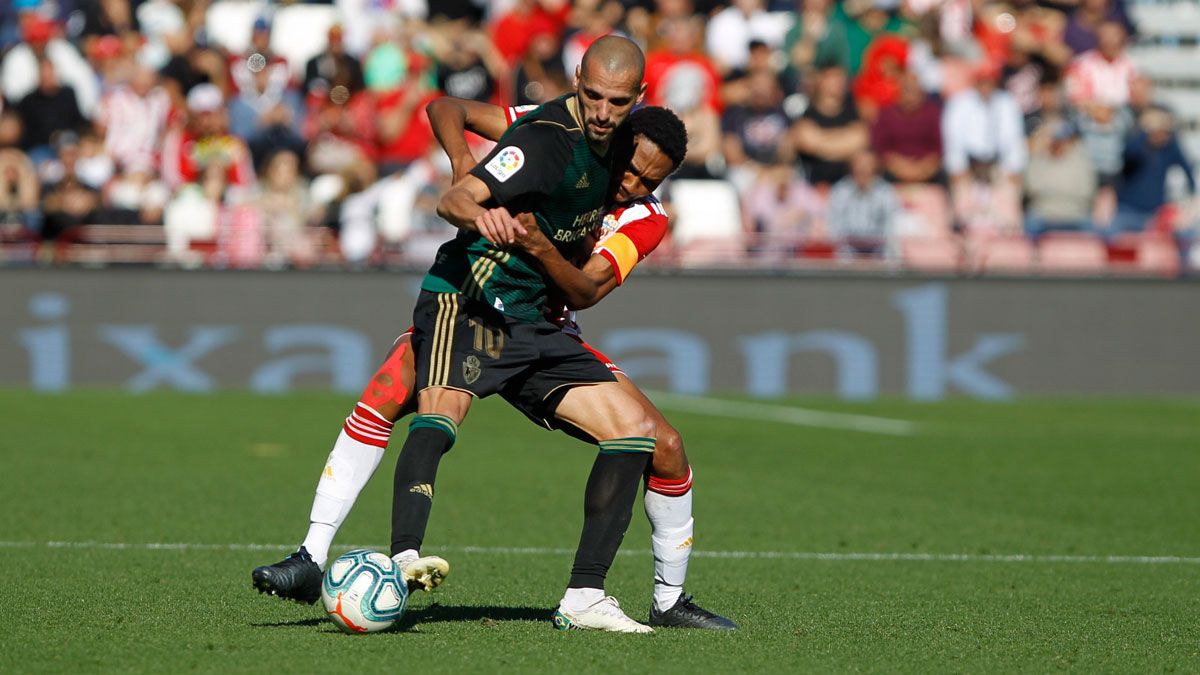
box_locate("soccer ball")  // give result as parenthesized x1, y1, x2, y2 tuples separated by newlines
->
(321, 549, 408, 634)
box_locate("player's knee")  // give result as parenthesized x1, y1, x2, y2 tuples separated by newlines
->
(656, 425, 683, 458)
(626, 412, 656, 440)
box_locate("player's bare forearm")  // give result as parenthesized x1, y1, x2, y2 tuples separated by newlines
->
(427, 97, 511, 181)
(437, 176, 527, 246)
(437, 189, 479, 229)
(516, 223, 616, 309)
(436, 177, 489, 231)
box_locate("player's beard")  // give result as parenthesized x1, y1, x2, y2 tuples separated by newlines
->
(585, 120, 615, 145)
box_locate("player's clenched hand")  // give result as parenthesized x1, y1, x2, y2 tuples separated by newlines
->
(512, 214, 553, 257)
(474, 207, 526, 247)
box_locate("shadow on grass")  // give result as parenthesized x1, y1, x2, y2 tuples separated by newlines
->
(396, 603, 549, 629)
(250, 617, 326, 628)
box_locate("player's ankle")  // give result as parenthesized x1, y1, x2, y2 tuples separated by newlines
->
(560, 587, 604, 612)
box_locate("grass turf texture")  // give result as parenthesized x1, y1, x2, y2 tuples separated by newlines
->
(2, 391, 1198, 673)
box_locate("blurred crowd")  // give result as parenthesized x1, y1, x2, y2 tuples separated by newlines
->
(0, 0, 1196, 272)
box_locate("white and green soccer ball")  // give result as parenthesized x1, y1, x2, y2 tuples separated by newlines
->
(321, 549, 408, 634)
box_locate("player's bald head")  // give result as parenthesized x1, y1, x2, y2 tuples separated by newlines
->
(574, 36, 647, 149)
(580, 35, 646, 83)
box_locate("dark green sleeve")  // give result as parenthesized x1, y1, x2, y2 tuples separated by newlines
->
(469, 122, 575, 206)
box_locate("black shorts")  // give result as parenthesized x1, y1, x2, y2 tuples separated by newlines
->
(411, 290, 616, 418)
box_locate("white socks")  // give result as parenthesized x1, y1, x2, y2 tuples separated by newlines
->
(301, 405, 393, 568)
(560, 587, 605, 612)
(644, 477, 695, 612)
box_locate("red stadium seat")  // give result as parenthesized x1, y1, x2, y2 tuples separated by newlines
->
(1037, 233, 1108, 273)
(978, 237, 1036, 274)
(901, 237, 961, 273)
(1134, 235, 1181, 277)
(796, 240, 836, 259)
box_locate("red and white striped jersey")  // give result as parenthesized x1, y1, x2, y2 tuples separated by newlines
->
(1065, 51, 1137, 107)
(558, 195, 670, 336)
(504, 104, 540, 126)
(594, 195, 669, 285)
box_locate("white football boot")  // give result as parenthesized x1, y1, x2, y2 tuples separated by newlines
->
(392, 551, 450, 593)
(552, 596, 655, 633)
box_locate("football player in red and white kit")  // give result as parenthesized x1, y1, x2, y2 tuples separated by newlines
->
(253, 99, 735, 630)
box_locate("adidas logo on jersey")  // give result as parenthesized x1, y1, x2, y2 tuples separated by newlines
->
(575, 174, 590, 189)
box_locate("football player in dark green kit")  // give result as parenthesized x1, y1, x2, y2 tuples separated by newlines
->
(390, 36, 660, 633)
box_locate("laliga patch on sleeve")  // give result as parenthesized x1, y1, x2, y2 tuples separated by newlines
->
(485, 146, 525, 183)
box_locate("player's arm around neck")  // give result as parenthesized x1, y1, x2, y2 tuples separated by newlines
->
(427, 97, 510, 182)
(515, 220, 617, 310)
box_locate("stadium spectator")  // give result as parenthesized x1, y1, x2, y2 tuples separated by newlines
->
(303, 80, 378, 176)
(644, 17, 723, 113)
(161, 84, 255, 190)
(705, 0, 789, 75)
(15, 59, 88, 166)
(75, 0, 136, 45)
(819, 0, 911, 78)
(430, 27, 506, 104)
(1001, 20, 1066, 117)
(723, 39, 801, 107)
(0, 110, 39, 236)
(561, 1, 624, 75)
(942, 62, 1025, 232)
(658, 53, 723, 180)
(228, 17, 290, 96)
(376, 78, 439, 173)
(304, 25, 365, 99)
(722, 69, 794, 192)
(744, 164, 825, 262)
(794, 64, 867, 188)
(827, 149, 900, 259)
(1111, 109, 1195, 236)
(106, 167, 170, 225)
(514, 31, 571, 106)
(1063, 0, 1135, 57)
(40, 130, 114, 193)
(852, 33, 908, 121)
(1024, 75, 1068, 137)
(491, 0, 568, 66)
(159, 30, 229, 106)
(227, 52, 305, 155)
(784, 0, 838, 79)
(1075, 100, 1133, 189)
(1127, 72, 1166, 120)
(1024, 120, 1097, 238)
(97, 64, 171, 172)
(2, 15, 100, 118)
(255, 150, 317, 269)
(1065, 21, 1136, 108)
(39, 138, 100, 242)
(1009, 0, 1072, 70)
(871, 72, 942, 185)
(135, 0, 188, 70)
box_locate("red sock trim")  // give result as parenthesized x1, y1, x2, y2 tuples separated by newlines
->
(342, 403, 394, 449)
(647, 468, 693, 496)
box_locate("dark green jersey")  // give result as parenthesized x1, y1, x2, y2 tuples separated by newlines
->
(423, 95, 613, 322)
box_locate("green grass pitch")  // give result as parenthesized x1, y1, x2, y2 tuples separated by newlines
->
(2, 391, 1198, 673)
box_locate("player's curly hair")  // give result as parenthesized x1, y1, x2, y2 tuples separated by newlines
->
(629, 106, 688, 171)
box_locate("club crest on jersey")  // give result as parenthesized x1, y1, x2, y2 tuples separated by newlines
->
(463, 355, 482, 384)
(599, 213, 619, 236)
(485, 146, 524, 182)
